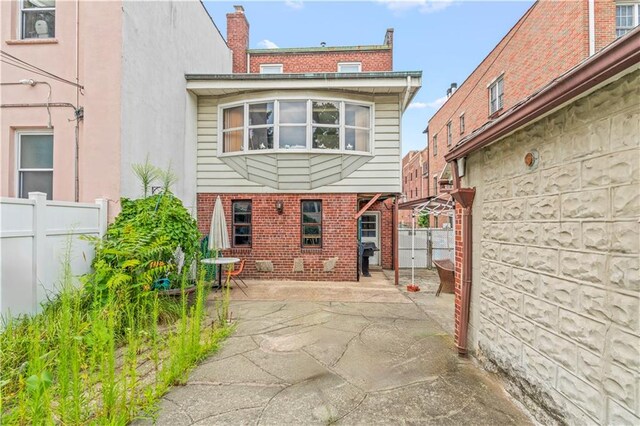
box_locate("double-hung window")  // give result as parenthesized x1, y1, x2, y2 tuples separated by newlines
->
(21, 0, 55, 39)
(222, 106, 244, 153)
(232, 201, 252, 247)
(345, 104, 370, 151)
(432, 134, 437, 157)
(312, 101, 340, 150)
(248, 102, 274, 150)
(260, 64, 283, 74)
(18, 131, 53, 199)
(301, 201, 322, 248)
(279, 101, 307, 149)
(460, 113, 466, 134)
(489, 76, 504, 115)
(616, 2, 640, 37)
(446, 121, 452, 146)
(338, 62, 362, 73)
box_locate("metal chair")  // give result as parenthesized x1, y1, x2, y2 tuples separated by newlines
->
(227, 259, 248, 296)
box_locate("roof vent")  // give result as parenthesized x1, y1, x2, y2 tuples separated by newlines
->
(233, 5, 244, 13)
(320, 41, 327, 47)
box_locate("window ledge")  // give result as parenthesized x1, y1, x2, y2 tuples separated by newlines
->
(6, 38, 58, 45)
(301, 248, 323, 254)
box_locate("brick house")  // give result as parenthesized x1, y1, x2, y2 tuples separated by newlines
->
(402, 0, 632, 227)
(398, 149, 430, 227)
(445, 29, 639, 424)
(193, 6, 421, 281)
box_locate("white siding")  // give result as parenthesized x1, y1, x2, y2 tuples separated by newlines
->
(196, 94, 401, 193)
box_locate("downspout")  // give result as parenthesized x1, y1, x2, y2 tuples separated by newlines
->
(450, 159, 475, 356)
(393, 195, 399, 286)
(588, 0, 596, 56)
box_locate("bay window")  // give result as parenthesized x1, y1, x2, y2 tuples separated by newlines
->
(220, 98, 372, 155)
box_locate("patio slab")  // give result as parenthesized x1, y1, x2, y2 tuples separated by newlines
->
(138, 272, 531, 425)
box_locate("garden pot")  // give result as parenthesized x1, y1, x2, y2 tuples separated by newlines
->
(406, 284, 420, 292)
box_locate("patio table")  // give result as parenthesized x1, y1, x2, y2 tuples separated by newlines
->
(201, 257, 240, 289)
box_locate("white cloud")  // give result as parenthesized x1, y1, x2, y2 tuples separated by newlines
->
(257, 39, 279, 49)
(378, 0, 454, 15)
(408, 96, 447, 109)
(285, 0, 303, 9)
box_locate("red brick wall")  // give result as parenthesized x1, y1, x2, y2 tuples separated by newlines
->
(198, 193, 359, 281)
(454, 202, 463, 347)
(426, 1, 618, 224)
(364, 198, 394, 269)
(227, 9, 250, 73)
(249, 49, 393, 73)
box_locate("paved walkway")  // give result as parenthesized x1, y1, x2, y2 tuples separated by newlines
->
(143, 273, 531, 425)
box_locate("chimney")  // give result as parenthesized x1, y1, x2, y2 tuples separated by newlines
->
(227, 5, 249, 73)
(384, 28, 394, 47)
(446, 87, 452, 98)
(451, 82, 458, 94)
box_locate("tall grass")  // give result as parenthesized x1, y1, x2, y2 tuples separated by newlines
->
(0, 253, 232, 424)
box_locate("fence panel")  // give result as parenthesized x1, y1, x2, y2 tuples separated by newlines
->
(398, 227, 454, 268)
(0, 193, 107, 317)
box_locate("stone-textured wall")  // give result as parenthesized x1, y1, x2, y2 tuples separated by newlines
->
(464, 70, 640, 424)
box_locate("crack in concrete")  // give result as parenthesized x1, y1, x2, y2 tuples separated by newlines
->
(239, 352, 288, 383)
(187, 404, 265, 425)
(187, 380, 288, 388)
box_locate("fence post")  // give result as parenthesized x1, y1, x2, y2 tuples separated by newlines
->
(29, 192, 47, 313)
(95, 198, 108, 237)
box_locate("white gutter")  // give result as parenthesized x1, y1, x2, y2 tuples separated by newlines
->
(588, 0, 595, 56)
(401, 75, 413, 111)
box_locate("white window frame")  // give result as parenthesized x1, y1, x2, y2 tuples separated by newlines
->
(19, 0, 55, 40)
(217, 95, 374, 157)
(615, 2, 640, 38)
(488, 75, 504, 116)
(259, 64, 283, 74)
(337, 62, 362, 73)
(459, 112, 465, 134)
(16, 129, 54, 199)
(446, 121, 452, 146)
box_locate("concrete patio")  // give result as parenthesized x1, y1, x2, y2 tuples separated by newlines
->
(141, 272, 531, 425)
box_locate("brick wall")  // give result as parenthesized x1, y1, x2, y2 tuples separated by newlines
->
(427, 1, 618, 220)
(461, 70, 640, 424)
(226, 7, 249, 73)
(249, 49, 393, 73)
(198, 193, 359, 281)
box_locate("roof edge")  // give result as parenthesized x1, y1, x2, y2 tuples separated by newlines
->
(445, 28, 640, 162)
(186, 71, 422, 81)
(247, 45, 391, 54)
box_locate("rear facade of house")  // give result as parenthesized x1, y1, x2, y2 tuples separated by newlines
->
(403, 0, 631, 227)
(193, 6, 420, 281)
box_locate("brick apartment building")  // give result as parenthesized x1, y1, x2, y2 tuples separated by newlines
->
(402, 0, 630, 227)
(193, 6, 420, 281)
(399, 149, 429, 227)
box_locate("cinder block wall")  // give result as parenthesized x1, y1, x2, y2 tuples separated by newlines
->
(463, 70, 640, 424)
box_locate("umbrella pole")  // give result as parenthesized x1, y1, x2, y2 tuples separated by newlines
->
(411, 212, 415, 285)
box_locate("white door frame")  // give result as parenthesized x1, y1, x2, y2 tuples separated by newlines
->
(360, 211, 381, 266)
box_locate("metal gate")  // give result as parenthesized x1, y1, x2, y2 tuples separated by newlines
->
(398, 228, 454, 268)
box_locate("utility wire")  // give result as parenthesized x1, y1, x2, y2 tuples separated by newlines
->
(0, 50, 84, 90)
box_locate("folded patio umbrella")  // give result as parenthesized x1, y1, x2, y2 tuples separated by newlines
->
(208, 196, 230, 254)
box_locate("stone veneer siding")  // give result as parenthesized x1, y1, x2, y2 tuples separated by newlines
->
(462, 70, 640, 424)
(197, 193, 359, 281)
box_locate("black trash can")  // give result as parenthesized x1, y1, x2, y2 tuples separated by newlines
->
(359, 241, 379, 277)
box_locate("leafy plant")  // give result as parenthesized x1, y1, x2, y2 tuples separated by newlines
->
(417, 213, 430, 228)
(131, 156, 160, 198)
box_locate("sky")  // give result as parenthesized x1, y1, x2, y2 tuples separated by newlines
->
(203, 0, 535, 156)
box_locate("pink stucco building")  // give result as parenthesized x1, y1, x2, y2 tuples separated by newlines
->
(1, 0, 232, 215)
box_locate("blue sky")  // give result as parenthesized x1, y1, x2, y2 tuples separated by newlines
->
(203, 0, 534, 155)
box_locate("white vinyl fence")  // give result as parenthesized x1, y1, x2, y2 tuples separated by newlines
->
(398, 228, 454, 268)
(0, 192, 107, 317)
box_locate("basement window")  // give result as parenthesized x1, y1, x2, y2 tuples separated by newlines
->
(232, 200, 252, 247)
(21, 0, 55, 39)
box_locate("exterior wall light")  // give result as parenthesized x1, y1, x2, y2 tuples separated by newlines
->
(524, 149, 539, 169)
(275, 200, 284, 214)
